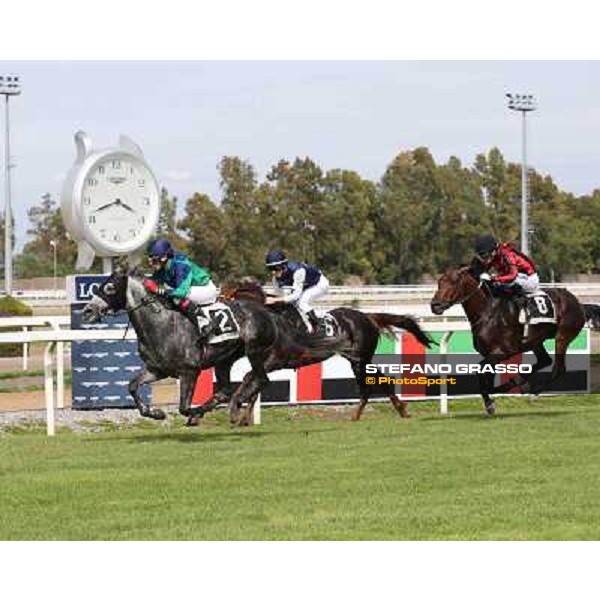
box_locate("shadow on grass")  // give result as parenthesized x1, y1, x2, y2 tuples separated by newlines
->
(418, 410, 572, 421)
(84, 424, 339, 444)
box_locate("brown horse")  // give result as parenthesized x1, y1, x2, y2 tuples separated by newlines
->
(219, 279, 434, 423)
(430, 265, 586, 415)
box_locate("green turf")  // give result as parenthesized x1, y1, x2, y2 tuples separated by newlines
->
(1, 396, 600, 540)
(0, 369, 45, 380)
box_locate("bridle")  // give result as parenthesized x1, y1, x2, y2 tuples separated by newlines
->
(94, 276, 163, 340)
(438, 270, 484, 309)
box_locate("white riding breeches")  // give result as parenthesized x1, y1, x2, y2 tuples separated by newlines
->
(187, 281, 218, 305)
(295, 275, 330, 313)
(512, 272, 540, 294)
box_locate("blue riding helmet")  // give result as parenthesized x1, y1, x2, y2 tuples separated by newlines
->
(265, 250, 288, 269)
(147, 238, 174, 260)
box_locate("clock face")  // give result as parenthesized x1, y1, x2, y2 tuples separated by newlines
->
(79, 153, 159, 253)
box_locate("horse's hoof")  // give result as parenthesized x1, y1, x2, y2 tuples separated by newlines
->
(485, 402, 496, 416)
(399, 402, 410, 419)
(149, 408, 167, 420)
(186, 416, 201, 427)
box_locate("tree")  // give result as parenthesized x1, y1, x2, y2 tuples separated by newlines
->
(318, 169, 380, 283)
(219, 156, 268, 278)
(156, 187, 187, 251)
(531, 190, 595, 281)
(375, 148, 442, 283)
(262, 158, 325, 264)
(473, 148, 521, 243)
(575, 189, 600, 273)
(15, 193, 78, 278)
(178, 193, 232, 281)
(434, 155, 491, 268)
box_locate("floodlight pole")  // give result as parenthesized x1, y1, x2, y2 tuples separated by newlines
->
(50, 240, 58, 291)
(507, 93, 536, 255)
(1, 75, 21, 296)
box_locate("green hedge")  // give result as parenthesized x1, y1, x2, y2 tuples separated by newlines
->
(0, 296, 33, 358)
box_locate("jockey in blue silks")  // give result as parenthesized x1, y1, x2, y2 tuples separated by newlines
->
(264, 250, 330, 333)
(144, 238, 219, 340)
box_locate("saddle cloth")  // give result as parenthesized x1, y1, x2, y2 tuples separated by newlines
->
(522, 291, 557, 325)
(313, 310, 340, 337)
(287, 306, 340, 337)
(199, 301, 241, 344)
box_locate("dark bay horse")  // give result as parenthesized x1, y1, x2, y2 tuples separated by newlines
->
(219, 279, 435, 423)
(82, 268, 343, 426)
(430, 265, 587, 414)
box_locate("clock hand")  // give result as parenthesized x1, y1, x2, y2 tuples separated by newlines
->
(94, 201, 117, 212)
(119, 202, 135, 212)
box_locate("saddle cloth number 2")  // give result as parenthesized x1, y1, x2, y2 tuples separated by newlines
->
(208, 307, 237, 334)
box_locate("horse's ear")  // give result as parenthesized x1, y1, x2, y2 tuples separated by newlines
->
(129, 265, 144, 278)
(458, 265, 471, 274)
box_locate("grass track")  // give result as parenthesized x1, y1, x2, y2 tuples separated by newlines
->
(1, 395, 600, 540)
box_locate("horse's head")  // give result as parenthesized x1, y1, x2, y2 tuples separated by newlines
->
(82, 268, 129, 324)
(431, 265, 479, 315)
(219, 276, 266, 304)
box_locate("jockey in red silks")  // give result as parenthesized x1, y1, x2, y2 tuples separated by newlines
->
(474, 235, 540, 296)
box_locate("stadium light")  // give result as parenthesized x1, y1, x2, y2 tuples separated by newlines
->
(0, 74, 21, 296)
(506, 92, 537, 255)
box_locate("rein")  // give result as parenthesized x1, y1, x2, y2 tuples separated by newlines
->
(452, 281, 484, 307)
(121, 295, 161, 341)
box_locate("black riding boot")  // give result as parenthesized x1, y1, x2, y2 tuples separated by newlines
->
(306, 310, 320, 334)
(179, 300, 218, 344)
(177, 299, 200, 321)
(198, 318, 219, 341)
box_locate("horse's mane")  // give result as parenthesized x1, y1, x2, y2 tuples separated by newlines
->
(129, 266, 146, 279)
(220, 276, 266, 303)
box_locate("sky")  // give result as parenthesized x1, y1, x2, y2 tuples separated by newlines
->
(2, 60, 600, 250)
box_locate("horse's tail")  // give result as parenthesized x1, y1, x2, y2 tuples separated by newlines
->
(583, 303, 600, 330)
(368, 313, 436, 348)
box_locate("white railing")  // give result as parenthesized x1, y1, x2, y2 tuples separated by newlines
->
(0, 316, 71, 371)
(3, 289, 66, 300)
(0, 327, 138, 436)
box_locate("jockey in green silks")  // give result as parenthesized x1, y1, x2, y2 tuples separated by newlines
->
(144, 238, 219, 340)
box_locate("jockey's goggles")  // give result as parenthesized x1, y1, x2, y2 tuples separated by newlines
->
(148, 256, 166, 265)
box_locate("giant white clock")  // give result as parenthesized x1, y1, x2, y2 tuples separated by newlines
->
(61, 131, 160, 270)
